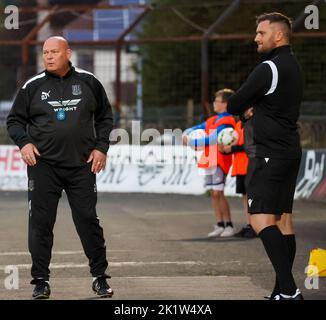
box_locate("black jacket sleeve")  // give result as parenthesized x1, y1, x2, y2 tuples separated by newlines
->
(227, 62, 272, 115)
(92, 78, 114, 154)
(6, 88, 31, 149)
(231, 145, 245, 152)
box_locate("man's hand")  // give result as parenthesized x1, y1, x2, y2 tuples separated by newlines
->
(218, 145, 232, 154)
(87, 149, 107, 174)
(243, 107, 254, 120)
(223, 145, 232, 154)
(21, 143, 40, 166)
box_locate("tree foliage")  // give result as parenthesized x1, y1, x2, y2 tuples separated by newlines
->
(139, 0, 325, 109)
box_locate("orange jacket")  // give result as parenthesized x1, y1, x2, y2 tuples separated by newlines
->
(231, 121, 249, 176)
(198, 114, 236, 174)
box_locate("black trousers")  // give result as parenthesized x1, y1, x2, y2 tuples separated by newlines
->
(27, 160, 108, 281)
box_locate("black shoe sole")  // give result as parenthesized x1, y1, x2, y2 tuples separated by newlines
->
(33, 294, 50, 300)
(99, 293, 113, 298)
(93, 290, 114, 298)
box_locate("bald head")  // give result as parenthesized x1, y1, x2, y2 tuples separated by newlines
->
(43, 36, 72, 76)
(44, 36, 69, 50)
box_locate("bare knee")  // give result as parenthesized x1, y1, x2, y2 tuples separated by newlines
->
(276, 213, 294, 234)
(250, 214, 277, 235)
(212, 190, 223, 200)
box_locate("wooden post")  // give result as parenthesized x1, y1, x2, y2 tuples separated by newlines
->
(186, 99, 194, 128)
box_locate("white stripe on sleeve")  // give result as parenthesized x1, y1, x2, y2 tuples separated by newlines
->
(263, 60, 278, 95)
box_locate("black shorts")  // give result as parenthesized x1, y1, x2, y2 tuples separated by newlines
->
(245, 157, 301, 215)
(236, 175, 246, 195)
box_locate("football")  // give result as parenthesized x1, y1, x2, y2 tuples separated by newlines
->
(217, 127, 239, 146)
(187, 129, 206, 150)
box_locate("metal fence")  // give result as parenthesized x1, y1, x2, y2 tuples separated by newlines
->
(0, 1, 325, 147)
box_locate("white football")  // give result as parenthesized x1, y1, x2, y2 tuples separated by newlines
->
(217, 127, 239, 146)
(187, 129, 206, 150)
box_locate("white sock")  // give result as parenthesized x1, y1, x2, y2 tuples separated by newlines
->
(36, 277, 49, 284)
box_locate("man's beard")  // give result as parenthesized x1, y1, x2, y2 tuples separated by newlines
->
(257, 46, 269, 54)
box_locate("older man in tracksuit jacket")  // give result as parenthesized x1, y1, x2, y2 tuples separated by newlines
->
(227, 13, 304, 300)
(7, 37, 114, 299)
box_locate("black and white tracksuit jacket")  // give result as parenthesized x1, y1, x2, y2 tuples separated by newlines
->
(7, 64, 113, 167)
(227, 45, 303, 159)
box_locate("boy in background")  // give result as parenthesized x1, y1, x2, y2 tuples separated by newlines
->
(184, 89, 236, 237)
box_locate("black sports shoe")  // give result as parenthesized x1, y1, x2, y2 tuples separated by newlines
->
(31, 279, 51, 299)
(92, 276, 114, 298)
(235, 224, 257, 238)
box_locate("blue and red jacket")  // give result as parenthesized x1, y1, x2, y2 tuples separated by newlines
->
(186, 112, 236, 174)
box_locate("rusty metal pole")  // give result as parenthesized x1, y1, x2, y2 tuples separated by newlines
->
(20, 44, 29, 86)
(2, 32, 325, 47)
(201, 38, 210, 116)
(115, 44, 122, 120)
(201, 0, 240, 116)
(20, 6, 58, 84)
(292, 0, 323, 31)
(114, 7, 152, 118)
(16, 3, 148, 13)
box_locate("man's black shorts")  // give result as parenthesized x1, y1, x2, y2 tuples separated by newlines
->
(245, 157, 301, 215)
(236, 175, 246, 195)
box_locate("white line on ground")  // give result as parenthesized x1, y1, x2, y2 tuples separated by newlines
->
(144, 209, 244, 216)
(0, 250, 128, 256)
(0, 261, 212, 270)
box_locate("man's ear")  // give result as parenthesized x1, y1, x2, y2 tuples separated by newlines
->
(67, 48, 72, 60)
(275, 29, 284, 43)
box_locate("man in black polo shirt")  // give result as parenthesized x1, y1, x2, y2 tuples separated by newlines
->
(7, 36, 114, 299)
(227, 13, 303, 300)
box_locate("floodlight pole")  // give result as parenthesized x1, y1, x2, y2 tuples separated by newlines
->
(201, 0, 240, 116)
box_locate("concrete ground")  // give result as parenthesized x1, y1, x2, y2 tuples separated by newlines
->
(0, 191, 325, 300)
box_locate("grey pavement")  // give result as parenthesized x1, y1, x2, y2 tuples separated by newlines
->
(0, 192, 325, 300)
